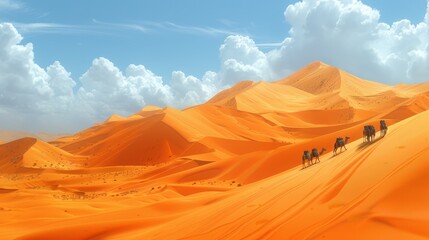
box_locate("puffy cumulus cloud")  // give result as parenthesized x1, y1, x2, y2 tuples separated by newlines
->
(0, 23, 81, 132)
(218, 35, 271, 86)
(266, 0, 429, 83)
(0, 23, 52, 110)
(46, 61, 75, 102)
(125, 64, 173, 106)
(0, 22, 221, 132)
(78, 58, 174, 117)
(170, 70, 219, 108)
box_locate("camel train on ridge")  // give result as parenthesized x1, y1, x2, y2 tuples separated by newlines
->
(302, 120, 388, 169)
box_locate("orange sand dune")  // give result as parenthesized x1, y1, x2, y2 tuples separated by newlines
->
(208, 81, 314, 113)
(209, 61, 407, 114)
(133, 105, 163, 118)
(48, 62, 419, 169)
(277, 61, 389, 96)
(1, 62, 429, 239)
(105, 114, 126, 123)
(1, 101, 428, 240)
(121, 110, 429, 240)
(383, 91, 429, 120)
(0, 138, 85, 172)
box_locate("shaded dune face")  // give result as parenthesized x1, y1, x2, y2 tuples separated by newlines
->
(2, 62, 429, 240)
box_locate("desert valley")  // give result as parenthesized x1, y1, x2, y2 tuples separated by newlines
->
(1, 61, 429, 239)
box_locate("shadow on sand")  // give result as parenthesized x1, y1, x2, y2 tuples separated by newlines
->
(300, 162, 322, 170)
(329, 150, 347, 159)
(357, 135, 385, 150)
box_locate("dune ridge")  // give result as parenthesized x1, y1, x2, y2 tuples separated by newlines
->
(1, 61, 429, 239)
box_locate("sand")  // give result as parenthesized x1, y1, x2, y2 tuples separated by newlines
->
(1, 61, 429, 239)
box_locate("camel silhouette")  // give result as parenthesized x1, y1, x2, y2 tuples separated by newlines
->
(380, 120, 388, 137)
(302, 150, 312, 168)
(311, 147, 326, 164)
(363, 125, 375, 142)
(333, 137, 350, 156)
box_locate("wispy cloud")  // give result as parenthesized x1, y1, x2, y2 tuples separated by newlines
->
(12, 22, 95, 35)
(13, 21, 142, 35)
(92, 19, 244, 36)
(12, 19, 245, 37)
(157, 21, 242, 36)
(0, 0, 23, 10)
(92, 19, 148, 33)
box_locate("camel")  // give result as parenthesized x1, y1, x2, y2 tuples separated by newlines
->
(363, 125, 375, 142)
(380, 120, 388, 137)
(333, 136, 350, 156)
(311, 147, 326, 164)
(302, 150, 312, 168)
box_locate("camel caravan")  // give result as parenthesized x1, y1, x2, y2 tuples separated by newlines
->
(302, 120, 388, 169)
(301, 148, 326, 168)
(363, 120, 388, 142)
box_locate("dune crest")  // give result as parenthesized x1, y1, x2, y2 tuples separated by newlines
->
(0, 137, 84, 171)
(1, 62, 429, 239)
(105, 114, 126, 123)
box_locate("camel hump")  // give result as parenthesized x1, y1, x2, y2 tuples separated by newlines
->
(312, 148, 319, 156)
(304, 150, 309, 155)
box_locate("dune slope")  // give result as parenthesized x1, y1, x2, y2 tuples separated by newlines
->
(1, 62, 428, 240)
(111, 108, 429, 240)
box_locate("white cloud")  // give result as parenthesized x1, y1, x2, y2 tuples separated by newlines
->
(218, 35, 271, 86)
(13, 19, 243, 36)
(170, 70, 219, 108)
(47, 61, 75, 98)
(0, 23, 53, 111)
(0, 22, 81, 132)
(265, 0, 429, 83)
(78, 58, 172, 117)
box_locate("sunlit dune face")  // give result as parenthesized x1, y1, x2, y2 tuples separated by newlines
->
(2, 62, 429, 240)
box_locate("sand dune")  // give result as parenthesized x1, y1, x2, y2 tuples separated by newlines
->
(208, 81, 314, 113)
(133, 105, 163, 118)
(209, 61, 406, 114)
(0, 138, 85, 172)
(1, 62, 429, 239)
(277, 61, 389, 96)
(105, 114, 126, 123)
(125, 110, 429, 240)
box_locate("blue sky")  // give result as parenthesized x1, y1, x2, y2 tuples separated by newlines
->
(0, 0, 429, 133)
(2, 0, 288, 81)
(2, 0, 427, 81)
